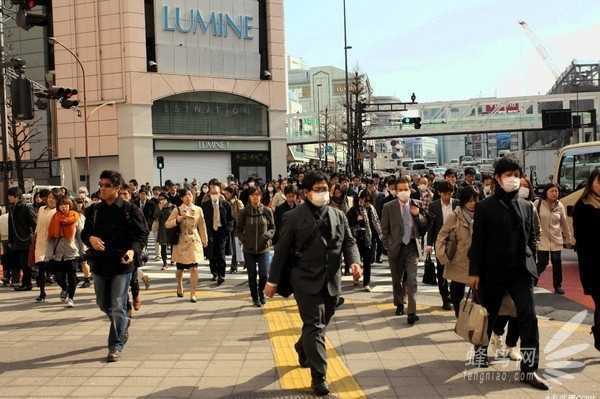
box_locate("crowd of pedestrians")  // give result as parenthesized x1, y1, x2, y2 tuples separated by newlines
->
(1, 160, 599, 396)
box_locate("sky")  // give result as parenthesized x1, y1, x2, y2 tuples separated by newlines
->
(284, 0, 600, 103)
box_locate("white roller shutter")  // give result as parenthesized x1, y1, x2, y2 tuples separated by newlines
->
(154, 152, 231, 185)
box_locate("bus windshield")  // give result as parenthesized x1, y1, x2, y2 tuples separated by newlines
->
(558, 150, 600, 193)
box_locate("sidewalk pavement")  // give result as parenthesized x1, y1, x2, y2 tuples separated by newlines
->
(1, 261, 599, 399)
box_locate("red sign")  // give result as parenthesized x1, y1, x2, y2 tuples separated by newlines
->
(482, 103, 520, 114)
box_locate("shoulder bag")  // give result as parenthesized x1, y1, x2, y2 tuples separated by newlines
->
(165, 207, 182, 246)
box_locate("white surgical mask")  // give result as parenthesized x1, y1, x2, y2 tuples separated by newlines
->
(268, 186, 274, 192)
(483, 186, 492, 196)
(248, 182, 255, 188)
(397, 191, 411, 203)
(418, 184, 428, 192)
(501, 176, 520, 193)
(309, 191, 330, 207)
(518, 187, 530, 199)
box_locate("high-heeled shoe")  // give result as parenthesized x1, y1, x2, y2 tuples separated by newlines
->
(176, 290, 183, 298)
(190, 295, 197, 303)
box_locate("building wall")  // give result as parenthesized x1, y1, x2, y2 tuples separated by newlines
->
(52, 0, 286, 187)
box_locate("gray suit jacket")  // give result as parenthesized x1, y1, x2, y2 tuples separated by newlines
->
(268, 203, 361, 296)
(381, 199, 429, 259)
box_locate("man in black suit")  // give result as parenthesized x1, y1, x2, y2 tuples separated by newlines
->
(265, 171, 361, 397)
(202, 179, 234, 285)
(273, 185, 298, 245)
(459, 167, 483, 200)
(135, 189, 158, 229)
(468, 157, 549, 391)
(426, 181, 458, 310)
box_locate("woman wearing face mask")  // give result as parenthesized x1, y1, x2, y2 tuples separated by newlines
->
(46, 197, 81, 308)
(166, 188, 208, 302)
(573, 168, 600, 352)
(347, 190, 382, 292)
(416, 176, 434, 212)
(156, 193, 175, 270)
(482, 175, 494, 198)
(534, 184, 573, 295)
(236, 186, 275, 307)
(518, 178, 536, 202)
(436, 186, 479, 317)
(195, 183, 210, 206)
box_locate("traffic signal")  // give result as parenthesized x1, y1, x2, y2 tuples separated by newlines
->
(46, 86, 80, 109)
(11, 77, 34, 120)
(12, 0, 48, 30)
(156, 156, 165, 170)
(401, 117, 422, 129)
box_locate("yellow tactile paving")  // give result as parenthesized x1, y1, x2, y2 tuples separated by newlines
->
(263, 297, 367, 399)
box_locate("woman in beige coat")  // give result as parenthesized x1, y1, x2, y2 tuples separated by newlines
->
(35, 189, 58, 302)
(436, 186, 479, 318)
(166, 188, 208, 302)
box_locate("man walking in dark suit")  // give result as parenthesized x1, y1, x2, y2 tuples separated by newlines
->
(381, 176, 428, 324)
(426, 181, 458, 310)
(468, 157, 549, 390)
(264, 171, 362, 397)
(201, 179, 234, 285)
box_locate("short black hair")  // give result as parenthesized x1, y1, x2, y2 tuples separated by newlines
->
(284, 185, 298, 196)
(444, 168, 457, 178)
(494, 157, 521, 176)
(178, 188, 191, 198)
(482, 174, 493, 182)
(152, 186, 162, 192)
(395, 176, 411, 188)
(458, 186, 479, 207)
(158, 193, 168, 200)
(38, 188, 50, 199)
(100, 170, 125, 188)
(303, 171, 329, 191)
(7, 187, 22, 198)
(246, 186, 262, 196)
(129, 179, 138, 186)
(139, 189, 148, 195)
(464, 167, 476, 176)
(208, 178, 221, 187)
(437, 181, 454, 194)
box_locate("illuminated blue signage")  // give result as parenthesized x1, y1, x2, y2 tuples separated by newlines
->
(162, 5, 253, 40)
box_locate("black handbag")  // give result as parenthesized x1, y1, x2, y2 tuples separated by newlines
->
(422, 253, 437, 286)
(165, 207, 181, 246)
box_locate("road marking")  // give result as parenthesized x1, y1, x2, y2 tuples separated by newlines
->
(263, 297, 366, 399)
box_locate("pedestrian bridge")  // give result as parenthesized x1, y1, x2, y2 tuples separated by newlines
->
(287, 92, 600, 144)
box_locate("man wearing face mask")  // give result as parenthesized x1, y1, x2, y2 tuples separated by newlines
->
(468, 157, 549, 390)
(264, 171, 362, 397)
(381, 176, 429, 324)
(482, 175, 494, 198)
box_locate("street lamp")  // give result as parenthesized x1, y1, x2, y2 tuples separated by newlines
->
(48, 36, 90, 191)
(316, 83, 322, 168)
(343, 0, 352, 174)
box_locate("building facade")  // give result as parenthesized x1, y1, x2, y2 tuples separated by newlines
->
(52, 0, 287, 188)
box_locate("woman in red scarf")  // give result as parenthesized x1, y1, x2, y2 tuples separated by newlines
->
(47, 197, 82, 307)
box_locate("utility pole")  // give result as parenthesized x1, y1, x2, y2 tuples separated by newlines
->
(0, 0, 10, 202)
(343, 0, 352, 175)
(324, 107, 329, 168)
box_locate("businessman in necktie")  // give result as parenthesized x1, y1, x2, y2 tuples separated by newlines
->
(381, 176, 429, 325)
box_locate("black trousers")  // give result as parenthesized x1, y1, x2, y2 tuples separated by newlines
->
(294, 285, 337, 381)
(357, 238, 375, 286)
(209, 236, 227, 279)
(375, 236, 384, 262)
(55, 260, 78, 299)
(481, 270, 539, 372)
(130, 267, 140, 300)
(493, 316, 520, 348)
(537, 250, 563, 289)
(36, 261, 50, 297)
(450, 281, 466, 318)
(160, 244, 168, 266)
(9, 249, 30, 287)
(436, 258, 451, 305)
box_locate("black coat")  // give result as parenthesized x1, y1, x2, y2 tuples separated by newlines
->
(156, 204, 174, 244)
(201, 198, 234, 258)
(468, 193, 538, 281)
(268, 203, 361, 297)
(7, 202, 36, 251)
(573, 200, 600, 295)
(273, 202, 296, 244)
(427, 199, 459, 247)
(135, 199, 158, 227)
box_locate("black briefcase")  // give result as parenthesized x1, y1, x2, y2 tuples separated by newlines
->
(422, 253, 437, 286)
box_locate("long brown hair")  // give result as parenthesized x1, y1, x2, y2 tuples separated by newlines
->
(577, 167, 600, 204)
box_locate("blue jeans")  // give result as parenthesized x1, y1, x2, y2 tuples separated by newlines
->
(93, 272, 132, 351)
(244, 252, 272, 301)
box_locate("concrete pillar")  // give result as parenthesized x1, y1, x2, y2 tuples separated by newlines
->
(269, 109, 288, 178)
(117, 104, 154, 183)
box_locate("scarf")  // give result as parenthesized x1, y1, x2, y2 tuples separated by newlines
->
(48, 210, 80, 240)
(583, 192, 600, 209)
(462, 207, 474, 225)
(359, 205, 372, 244)
(212, 198, 222, 231)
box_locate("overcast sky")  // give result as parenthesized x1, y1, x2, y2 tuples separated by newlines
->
(284, 0, 600, 102)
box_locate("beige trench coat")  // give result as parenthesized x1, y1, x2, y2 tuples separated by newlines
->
(165, 204, 208, 265)
(436, 207, 472, 285)
(35, 206, 56, 263)
(534, 199, 573, 251)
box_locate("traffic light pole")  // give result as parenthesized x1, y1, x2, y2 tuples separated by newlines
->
(49, 37, 90, 191)
(0, 0, 10, 203)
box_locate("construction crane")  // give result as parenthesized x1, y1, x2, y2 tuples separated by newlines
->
(518, 20, 560, 79)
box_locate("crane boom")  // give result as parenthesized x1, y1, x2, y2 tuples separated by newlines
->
(518, 20, 560, 79)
